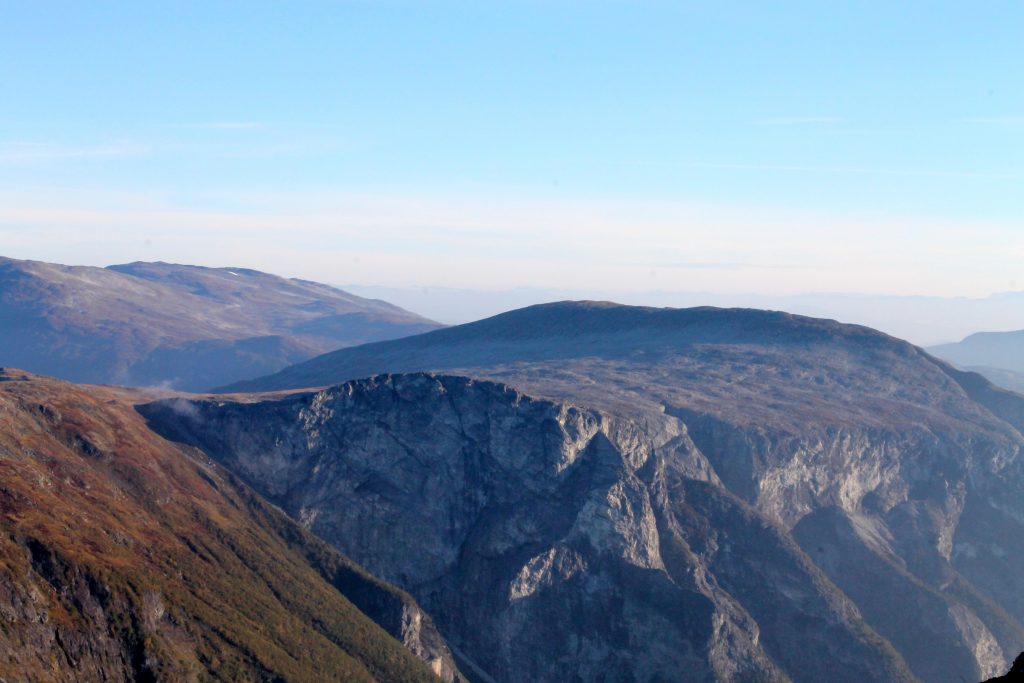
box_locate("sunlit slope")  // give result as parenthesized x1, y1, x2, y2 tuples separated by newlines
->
(0, 257, 440, 391)
(0, 368, 449, 682)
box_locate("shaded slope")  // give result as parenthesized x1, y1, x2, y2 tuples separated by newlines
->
(0, 256, 440, 391)
(0, 368, 454, 682)
(963, 367, 1024, 395)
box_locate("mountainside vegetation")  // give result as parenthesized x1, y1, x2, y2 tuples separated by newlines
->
(0, 368, 453, 682)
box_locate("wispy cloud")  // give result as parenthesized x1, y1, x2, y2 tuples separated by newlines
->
(755, 117, 843, 126)
(208, 140, 345, 159)
(682, 161, 1024, 181)
(964, 116, 1024, 127)
(2, 186, 1020, 302)
(0, 142, 150, 163)
(173, 121, 266, 130)
(651, 261, 803, 271)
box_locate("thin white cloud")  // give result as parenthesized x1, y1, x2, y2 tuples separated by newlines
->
(651, 261, 804, 271)
(964, 116, 1024, 127)
(682, 161, 1024, 181)
(1, 187, 1021, 300)
(754, 117, 843, 126)
(173, 121, 266, 130)
(0, 142, 150, 163)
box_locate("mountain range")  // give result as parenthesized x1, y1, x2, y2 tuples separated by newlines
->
(3, 260, 1024, 682)
(930, 330, 1024, 393)
(141, 301, 1024, 682)
(340, 283, 1024, 347)
(0, 257, 440, 391)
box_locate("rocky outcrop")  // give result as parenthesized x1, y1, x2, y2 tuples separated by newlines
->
(984, 653, 1024, 682)
(145, 373, 924, 683)
(0, 535, 211, 682)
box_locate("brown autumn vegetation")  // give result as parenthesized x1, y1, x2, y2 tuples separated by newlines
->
(0, 368, 442, 682)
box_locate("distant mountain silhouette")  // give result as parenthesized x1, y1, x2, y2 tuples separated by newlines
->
(341, 283, 1024, 346)
(930, 330, 1024, 389)
(0, 256, 440, 390)
(931, 329, 1024, 373)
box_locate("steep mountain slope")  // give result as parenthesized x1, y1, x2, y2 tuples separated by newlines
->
(961, 366, 1024, 395)
(0, 256, 440, 391)
(186, 302, 1024, 682)
(0, 368, 458, 682)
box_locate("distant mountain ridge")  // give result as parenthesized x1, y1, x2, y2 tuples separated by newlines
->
(0, 256, 441, 390)
(219, 300, 910, 394)
(340, 283, 1024, 345)
(930, 330, 1024, 393)
(931, 329, 1024, 373)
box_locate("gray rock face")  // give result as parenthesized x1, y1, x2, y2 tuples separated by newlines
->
(0, 539, 162, 682)
(149, 371, 998, 683)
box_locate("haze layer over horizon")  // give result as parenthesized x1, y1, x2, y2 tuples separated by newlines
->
(2, 2, 1021, 306)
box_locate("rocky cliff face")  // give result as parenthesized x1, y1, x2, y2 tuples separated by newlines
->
(0, 369, 455, 682)
(983, 653, 1024, 682)
(144, 371, 1002, 683)
(160, 303, 1024, 682)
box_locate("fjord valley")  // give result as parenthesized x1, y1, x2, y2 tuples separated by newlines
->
(0, 256, 440, 392)
(139, 301, 1024, 683)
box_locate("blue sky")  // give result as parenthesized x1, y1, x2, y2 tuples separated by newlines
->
(1, 1, 1022, 298)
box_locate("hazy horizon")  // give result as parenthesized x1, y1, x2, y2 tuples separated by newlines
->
(5, 249, 1024, 345)
(3, 2, 1021, 305)
(338, 282, 1024, 346)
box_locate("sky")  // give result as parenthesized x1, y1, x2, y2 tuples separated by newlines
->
(1, 1, 1022, 303)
